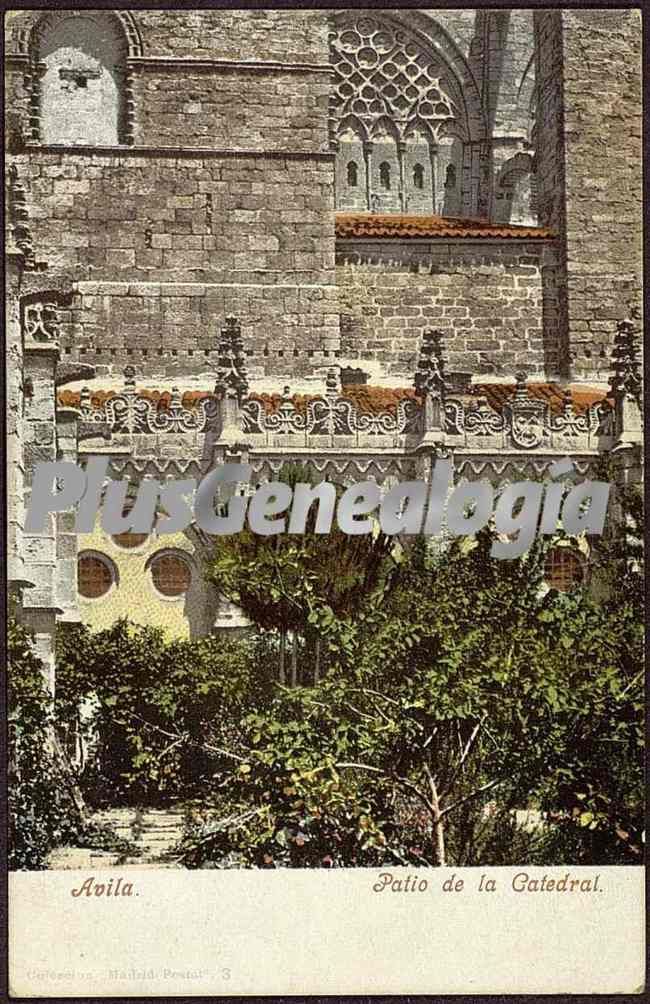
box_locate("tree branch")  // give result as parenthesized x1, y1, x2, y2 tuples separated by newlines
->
(440, 777, 504, 819)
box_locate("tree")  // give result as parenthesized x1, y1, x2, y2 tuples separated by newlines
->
(206, 463, 398, 685)
(8, 615, 85, 868)
(55, 619, 266, 806)
(182, 515, 644, 868)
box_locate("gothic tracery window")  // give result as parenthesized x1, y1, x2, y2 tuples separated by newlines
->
(331, 12, 472, 215)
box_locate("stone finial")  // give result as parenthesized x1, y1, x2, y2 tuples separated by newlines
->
(325, 367, 339, 395)
(610, 316, 641, 403)
(513, 371, 529, 401)
(79, 387, 92, 415)
(414, 329, 446, 397)
(214, 315, 249, 402)
(124, 364, 136, 391)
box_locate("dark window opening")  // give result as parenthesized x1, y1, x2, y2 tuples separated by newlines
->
(379, 162, 391, 190)
(544, 547, 584, 592)
(347, 161, 358, 187)
(413, 163, 424, 189)
(151, 553, 192, 597)
(445, 164, 456, 189)
(78, 554, 113, 598)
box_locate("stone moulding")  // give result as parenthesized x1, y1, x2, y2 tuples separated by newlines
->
(126, 56, 334, 75)
(20, 143, 335, 161)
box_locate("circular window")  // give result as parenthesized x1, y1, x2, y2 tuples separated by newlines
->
(78, 553, 114, 599)
(150, 553, 191, 597)
(112, 531, 149, 549)
(544, 547, 584, 592)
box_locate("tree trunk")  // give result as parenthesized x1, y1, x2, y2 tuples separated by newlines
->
(314, 637, 321, 685)
(433, 811, 446, 867)
(279, 632, 286, 685)
(426, 767, 446, 867)
(290, 633, 298, 688)
(51, 729, 88, 823)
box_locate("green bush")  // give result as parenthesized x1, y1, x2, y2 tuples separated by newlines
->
(179, 506, 644, 869)
(8, 617, 84, 869)
(55, 620, 271, 806)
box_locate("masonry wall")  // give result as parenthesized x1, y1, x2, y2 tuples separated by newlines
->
(336, 240, 559, 382)
(8, 149, 337, 380)
(5, 8, 338, 383)
(534, 9, 642, 381)
(76, 518, 218, 640)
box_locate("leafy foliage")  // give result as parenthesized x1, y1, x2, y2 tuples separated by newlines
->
(8, 616, 85, 869)
(55, 619, 269, 806)
(182, 502, 644, 868)
(207, 462, 398, 684)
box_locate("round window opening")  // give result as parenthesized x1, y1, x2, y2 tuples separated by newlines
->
(78, 554, 113, 599)
(112, 531, 149, 549)
(544, 547, 584, 592)
(151, 553, 191, 597)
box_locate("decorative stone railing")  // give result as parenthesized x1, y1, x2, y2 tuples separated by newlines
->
(241, 384, 421, 443)
(442, 386, 612, 451)
(75, 367, 219, 440)
(71, 364, 613, 454)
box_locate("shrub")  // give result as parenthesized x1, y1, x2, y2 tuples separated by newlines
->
(55, 620, 269, 806)
(8, 616, 85, 869)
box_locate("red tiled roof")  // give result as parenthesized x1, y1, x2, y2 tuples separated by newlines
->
(335, 212, 555, 240)
(473, 383, 610, 415)
(59, 384, 610, 417)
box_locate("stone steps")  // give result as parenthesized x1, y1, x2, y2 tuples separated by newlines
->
(47, 805, 187, 870)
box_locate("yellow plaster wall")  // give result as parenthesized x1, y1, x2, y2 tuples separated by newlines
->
(77, 517, 217, 640)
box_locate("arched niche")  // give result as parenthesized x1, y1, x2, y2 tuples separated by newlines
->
(369, 119, 401, 213)
(494, 152, 536, 225)
(335, 116, 368, 211)
(438, 135, 464, 216)
(29, 11, 135, 145)
(404, 121, 435, 214)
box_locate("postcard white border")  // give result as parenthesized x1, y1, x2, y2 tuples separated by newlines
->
(9, 864, 645, 996)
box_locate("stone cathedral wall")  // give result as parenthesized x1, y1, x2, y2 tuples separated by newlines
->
(5, 8, 642, 392)
(337, 239, 559, 382)
(534, 9, 642, 380)
(5, 9, 339, 384)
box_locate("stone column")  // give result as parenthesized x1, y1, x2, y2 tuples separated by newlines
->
(55, 408, 82, 624)
(6, 250, 34, 604)
(21, 303, 64, 696)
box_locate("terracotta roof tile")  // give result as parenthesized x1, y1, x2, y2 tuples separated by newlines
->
(335, 212, 555, 240)
(472, 383, 610, 415)
(59, 384, 610, 417)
